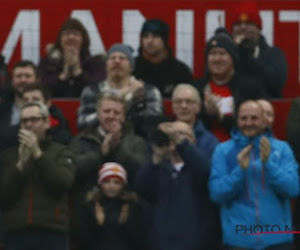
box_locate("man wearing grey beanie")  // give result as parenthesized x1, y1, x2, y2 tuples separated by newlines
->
(77, 42, 163, 138)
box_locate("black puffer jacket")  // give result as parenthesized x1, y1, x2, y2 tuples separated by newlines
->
(75, 187, 146, 250)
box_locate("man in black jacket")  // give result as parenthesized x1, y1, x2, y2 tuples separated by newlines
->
(135, 121, 221, 250)
(0, 102, 75, 250)
(134, 19, 192, 98)
(229, 0, 287, 98)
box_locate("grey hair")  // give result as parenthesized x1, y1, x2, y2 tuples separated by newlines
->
(21, 101, 49, 118)
(172, 84, 201, 104)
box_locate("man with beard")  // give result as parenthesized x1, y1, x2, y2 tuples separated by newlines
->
(229, 0, 287, 98)
(133, 19, 192, 98)
(77, 43, 162, 138)
(0, 60, 38, 154)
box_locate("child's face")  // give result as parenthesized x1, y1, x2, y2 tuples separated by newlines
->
(101, 177, 124, 198)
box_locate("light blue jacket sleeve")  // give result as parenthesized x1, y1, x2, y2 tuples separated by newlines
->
(208, 144, 246, 204)
(265, 141, 299, 198)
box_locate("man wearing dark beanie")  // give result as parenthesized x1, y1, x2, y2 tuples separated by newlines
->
(193, 31, 265, 141)
(133, 19, 192, 98)
(229, 0, 287, 98)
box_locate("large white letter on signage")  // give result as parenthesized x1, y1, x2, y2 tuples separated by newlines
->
(1, 10, 40, 64)
(71, 10, 106, 55)
(206, 10, 225, 41)
(176, 10, 194, 70)
(279, 11, 300, 81)
(260, 11, 273, 46)
(123, 10, 145, 56)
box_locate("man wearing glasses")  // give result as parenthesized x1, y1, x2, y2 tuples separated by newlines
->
(171, 84, 218, 158)
(0, 102, 75, 250)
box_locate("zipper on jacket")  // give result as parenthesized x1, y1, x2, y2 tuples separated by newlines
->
(27, 187, 34, 225)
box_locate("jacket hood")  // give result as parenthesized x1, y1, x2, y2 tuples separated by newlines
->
(86, 186, 138, 204)
(230, 127, 272, 148)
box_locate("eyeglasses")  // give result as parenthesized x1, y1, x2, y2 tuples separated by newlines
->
(20, 116, 45, 124)
(173, 99, 197, 106)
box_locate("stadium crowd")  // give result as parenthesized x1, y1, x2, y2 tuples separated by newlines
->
(0, 1, 299, 250)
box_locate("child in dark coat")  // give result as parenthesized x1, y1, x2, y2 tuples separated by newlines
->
(76, 162, 145, 250)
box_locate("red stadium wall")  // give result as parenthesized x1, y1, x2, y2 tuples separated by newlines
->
(1, 0, 300, 97)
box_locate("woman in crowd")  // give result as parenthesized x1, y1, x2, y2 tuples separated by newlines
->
(39, 18, 106, 97)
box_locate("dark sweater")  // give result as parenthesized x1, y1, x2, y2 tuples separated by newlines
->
(134, 50, 192, 98)
(0, 138, 75, 233)
(135, 140, 221, 250)
(75, 188, 145, 250)
(238, 35, 287, 98)
(39, 51, 106, 98)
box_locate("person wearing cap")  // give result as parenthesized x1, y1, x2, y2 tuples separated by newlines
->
(39, 18, 106, 97)
(133, 19, 193, 98)
(209, 100, 298, 250)
(75, 162, 145, 250)
(229, 0, 287, 98)
(77, 43, 163, 137)
(70, 91, 148, 243)
(135, 121, 221, 250)
(194, 31, 264, 141)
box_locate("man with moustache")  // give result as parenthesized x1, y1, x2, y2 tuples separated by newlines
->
(77, 43, 162, 137)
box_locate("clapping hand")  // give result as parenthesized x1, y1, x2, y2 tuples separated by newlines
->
(237, 145, 252, 170)
(95, 202, 105, 225)
(17, 129, 42, 170)
(260, 136, 270, 164)
(60, 47, 82, 80)
(101, 121, 122, 156)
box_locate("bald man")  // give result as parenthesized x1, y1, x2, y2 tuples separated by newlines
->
(209, 100, 299, 250)
(257, 99, 275, 129)
(136, 120, 221, 250)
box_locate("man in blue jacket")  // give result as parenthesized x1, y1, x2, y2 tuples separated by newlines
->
(136, 121, 221, 250)
(172, 84, 218, 158)
(209, 100, 299, 250)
